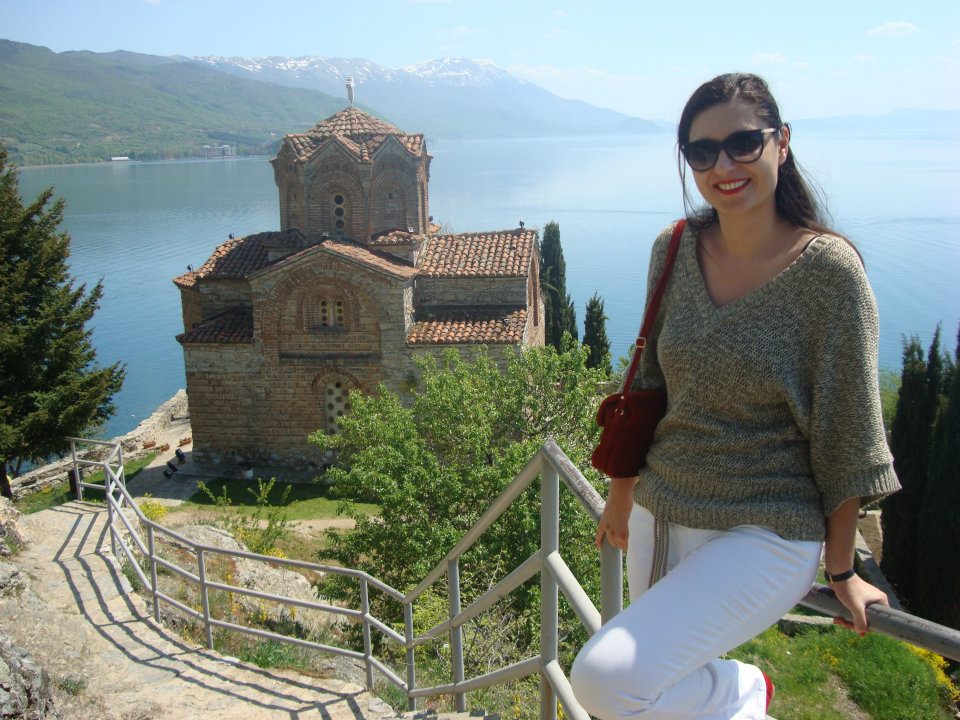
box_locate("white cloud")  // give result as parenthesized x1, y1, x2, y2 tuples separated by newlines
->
(854, 54, 876, 63)
(142, 0, 161, 5)
(434, 23, 472, 50)
(553, 9, 567, 17)
(508, 62, 565, 83)
(750, 52, 789, 66)
(866, 21, 919, 37)
(793, 62, 811, 70)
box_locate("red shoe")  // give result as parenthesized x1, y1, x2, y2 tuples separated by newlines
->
(761, 671, 775, 713)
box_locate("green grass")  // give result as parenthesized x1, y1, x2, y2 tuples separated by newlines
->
(729, 625, 957, 720)
(53, 675, 87, 696)
(14, 452, 157, 514)
(169, 476, 379, 522)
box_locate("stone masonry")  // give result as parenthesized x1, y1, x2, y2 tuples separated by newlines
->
(174, 104, 544, 470)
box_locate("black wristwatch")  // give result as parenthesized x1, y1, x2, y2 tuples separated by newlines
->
(824, 568, 856, 583)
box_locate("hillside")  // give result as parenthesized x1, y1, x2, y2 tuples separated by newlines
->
(0, 40, 661, 166)
(0, 39, 348, 165)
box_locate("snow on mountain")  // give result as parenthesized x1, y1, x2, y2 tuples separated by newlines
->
(195, 55, 403, 84)
(191, 54, 660, 138)
(404, 58, 525, 87)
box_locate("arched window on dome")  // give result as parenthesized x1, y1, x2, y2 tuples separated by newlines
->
(332, 193, 347, 234)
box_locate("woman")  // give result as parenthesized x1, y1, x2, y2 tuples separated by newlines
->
(570, 73, 900, 719)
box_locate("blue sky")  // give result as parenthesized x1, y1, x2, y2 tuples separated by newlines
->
(3, 0, 958, 120)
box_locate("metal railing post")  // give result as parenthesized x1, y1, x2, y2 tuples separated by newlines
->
(104, 463, 118, 558)
(70, 440, 82, 501)
(115, 454, 126, 508)
(147, 525, 160, 623)
(448, 558, 466, 712)
(405, 601, 417, 712)
(599, 542, 623, 624)
(197, 549, 214, 649)
(540, 457, 559, 720)
(360, 578, 375, 690)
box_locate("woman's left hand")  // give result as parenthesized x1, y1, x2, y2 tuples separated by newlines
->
(830, 574, 889, 635)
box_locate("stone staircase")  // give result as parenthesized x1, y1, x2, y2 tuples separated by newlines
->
(0, 501, 395, 720)
(0, 497, 782, 719)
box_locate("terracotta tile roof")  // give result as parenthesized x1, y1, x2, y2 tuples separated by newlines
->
(417, 229, 535, 278)
(369, 229, 425, 247)
(174, 229, 316, 288)
(320, 237, 418, 279)
(283, 106, 425, 163)
(311, 106, 403, 137)
(406, 307, 527, 345)
(176, 309, 253, 345)
(173, 270, 199, 288)
(399, 135, 424, 155)
(173, 233, 271, 288)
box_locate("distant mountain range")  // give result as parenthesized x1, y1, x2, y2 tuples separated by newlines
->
(1, 38, 955, 167)
(193, 55, 659, 139)
(0, 39, 658, 166)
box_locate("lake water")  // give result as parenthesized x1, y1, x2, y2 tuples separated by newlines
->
(17, 132, 960, 439)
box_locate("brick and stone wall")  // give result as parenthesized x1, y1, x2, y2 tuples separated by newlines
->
(199, 279, 252, 320)
(417, 277, 527, 307)
(186, 256, 417, 469)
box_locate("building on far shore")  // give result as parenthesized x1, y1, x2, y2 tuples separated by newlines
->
(200, 144, 235, 158)
(173, 100, 544, 470)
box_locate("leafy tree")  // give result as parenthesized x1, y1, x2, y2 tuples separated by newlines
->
(583, 292, 612, 375)
(309, 341, 607, 642)
(540, 221, 577, 347)
(0, 145, 124, 497)
(881, 328, 946, 610)
(915, 325, 960, 628)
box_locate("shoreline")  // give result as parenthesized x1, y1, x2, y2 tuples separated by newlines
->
(11, 390, 190, 500)
(17, 155, 271, 171)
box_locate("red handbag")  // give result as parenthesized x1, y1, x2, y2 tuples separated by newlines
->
(590, 220, 685, 478)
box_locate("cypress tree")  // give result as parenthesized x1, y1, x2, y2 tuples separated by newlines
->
(915, 324, 960, 628)
(583, 292, 612, 375)
(0, 145, 125, 497)
(539, 221, 577, 347)
(880, 328, 945, 609)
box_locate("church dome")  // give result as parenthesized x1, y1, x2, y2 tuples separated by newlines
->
(308, 106, 405, 140)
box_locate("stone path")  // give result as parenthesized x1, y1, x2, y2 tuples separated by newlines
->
(0, 501, 394, 720)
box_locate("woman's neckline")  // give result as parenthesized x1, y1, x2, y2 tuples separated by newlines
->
(685, 226, 827, 312)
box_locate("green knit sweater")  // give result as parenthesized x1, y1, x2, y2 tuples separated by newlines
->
(631, 223, 900, 541)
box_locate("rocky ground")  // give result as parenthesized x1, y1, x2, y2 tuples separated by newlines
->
(0, 497, 395, 720)
(0, 419, 399, 720)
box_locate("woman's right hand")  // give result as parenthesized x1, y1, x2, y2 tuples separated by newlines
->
(595, 476, 638, 551)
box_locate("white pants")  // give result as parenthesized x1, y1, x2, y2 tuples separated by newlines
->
(570, 503, 821, 720)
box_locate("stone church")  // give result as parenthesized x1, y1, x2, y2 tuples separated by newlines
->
(174, 104, 544, 469)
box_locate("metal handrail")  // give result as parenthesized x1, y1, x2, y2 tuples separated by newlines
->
(71, 437, 960, 720)
(76, 441, 414, 701)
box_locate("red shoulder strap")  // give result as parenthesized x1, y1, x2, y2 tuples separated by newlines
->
(619, 219, 685, 395)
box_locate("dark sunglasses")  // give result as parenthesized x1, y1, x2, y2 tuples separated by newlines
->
(681, 128, 781, 172)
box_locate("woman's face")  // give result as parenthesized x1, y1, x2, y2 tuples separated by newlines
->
(686, 99, 789, 220)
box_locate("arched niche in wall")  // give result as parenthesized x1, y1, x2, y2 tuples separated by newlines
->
(311, 368, 361, 436)
(282, 181, 304, 232)
(371, 170, 412, 233)
(295, 281, 362, 333)
(306, 170, 363, 240)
